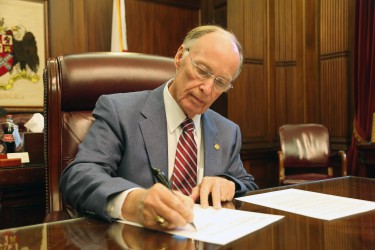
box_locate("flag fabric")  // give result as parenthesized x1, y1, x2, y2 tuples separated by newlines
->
(111, 0, 128, 52)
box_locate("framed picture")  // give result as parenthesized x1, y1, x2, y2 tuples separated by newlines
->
(0, 0, 48, 112)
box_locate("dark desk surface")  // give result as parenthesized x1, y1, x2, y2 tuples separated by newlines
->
(0, 176, 374, 249)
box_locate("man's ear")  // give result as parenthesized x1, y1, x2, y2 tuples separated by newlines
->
(174, 45, 184, 68)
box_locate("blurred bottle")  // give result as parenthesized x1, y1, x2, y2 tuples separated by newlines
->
(2, 114, 16, 153)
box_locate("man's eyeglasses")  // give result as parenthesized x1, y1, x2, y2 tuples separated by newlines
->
(187, 49, 233, 92)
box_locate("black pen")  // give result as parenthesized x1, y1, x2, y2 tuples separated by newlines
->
(151, 167, 197, 231)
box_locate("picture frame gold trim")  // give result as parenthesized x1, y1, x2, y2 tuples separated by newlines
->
(0, 0, 49, 113)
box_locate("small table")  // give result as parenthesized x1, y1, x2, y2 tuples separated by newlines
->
(357, 143, 375, 178)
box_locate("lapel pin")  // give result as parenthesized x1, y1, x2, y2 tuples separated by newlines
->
(214, 144, 220, 150)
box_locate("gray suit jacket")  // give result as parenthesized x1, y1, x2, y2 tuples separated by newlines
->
(59, 83, 258, 221)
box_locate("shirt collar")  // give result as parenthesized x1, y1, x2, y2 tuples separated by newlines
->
(163, 80, 201, 134)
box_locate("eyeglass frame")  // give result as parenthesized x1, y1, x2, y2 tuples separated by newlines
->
(186, 49, 233, 92)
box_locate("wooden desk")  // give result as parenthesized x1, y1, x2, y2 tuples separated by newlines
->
(0, 176, 374, 249)
(0, 164, 45, 229)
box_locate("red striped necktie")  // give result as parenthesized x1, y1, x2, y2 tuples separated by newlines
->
(172, 119, 197, 195)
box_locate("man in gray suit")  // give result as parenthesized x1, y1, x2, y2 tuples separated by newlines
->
(60, 25, 258, 230)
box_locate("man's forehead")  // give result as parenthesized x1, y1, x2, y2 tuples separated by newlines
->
(193, 32, 237, 53)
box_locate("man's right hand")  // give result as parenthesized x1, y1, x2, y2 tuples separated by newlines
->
(121, 183, 195, 230)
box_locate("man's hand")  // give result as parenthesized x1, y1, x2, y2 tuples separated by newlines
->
(190, 176, 235, 208)
(121, 183, 194, 230)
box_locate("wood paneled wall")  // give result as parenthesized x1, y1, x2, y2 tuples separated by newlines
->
(228, 0, 354, 188)
(48, 0, 200, 57)
(125, 0, 200, 57)
(320, 0, 353, 145)
(49, 0, 112, 56)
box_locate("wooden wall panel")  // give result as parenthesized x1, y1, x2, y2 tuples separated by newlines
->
(229, 0, 278, 188)
(49, 0, 200, 58)
(320, 0, 350, 141)
(321, 58, 349, 137)
(229, 0, 269, 141)
(49, 1, 77, 56)
(203, 0, 229, 117)
(71, 0, 86, 52)
(243, 0, 266, 59)
(274, 0, 302, 126)
(304, 0, 319, 123)
(49, 0, 112, 57)
(213, 3, 227, 26)
(231, 64, 267, 139)
(86, 0, 113, 52)
(125, 0, 200, 57)
(229, 0, 353, 142)
(228, 0, 354, 187)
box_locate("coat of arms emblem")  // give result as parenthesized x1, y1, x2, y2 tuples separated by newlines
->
(0, 17, 40, 90)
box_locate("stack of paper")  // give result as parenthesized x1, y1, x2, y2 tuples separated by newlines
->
(236, 188, 375, 220)
(119, 205, 283, 245)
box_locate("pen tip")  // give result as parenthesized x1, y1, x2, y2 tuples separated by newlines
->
(190, 222, 197, 231)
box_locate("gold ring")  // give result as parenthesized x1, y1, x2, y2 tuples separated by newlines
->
(156, 215, 168, 227)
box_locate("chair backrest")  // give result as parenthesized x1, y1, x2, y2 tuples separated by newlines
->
(44, 52, 175, 213)
(279, 124, 330, 167)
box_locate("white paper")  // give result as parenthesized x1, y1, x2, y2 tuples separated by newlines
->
(118, 205, 283, 245)
(24, 113, 44, 132)
(236, 188, 375, 221)
(7, 152, 30, 163)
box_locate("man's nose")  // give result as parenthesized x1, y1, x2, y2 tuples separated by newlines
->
(200, 76, 216, 93)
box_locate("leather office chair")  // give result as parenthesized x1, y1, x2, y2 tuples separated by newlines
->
(278, 124, 347, 185)
(43, 52, 175, 221)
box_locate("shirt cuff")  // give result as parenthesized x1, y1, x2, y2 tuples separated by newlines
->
(106, 188, 139, 220)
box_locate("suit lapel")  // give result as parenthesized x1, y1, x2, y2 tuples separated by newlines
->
(202, 113, 223, 176)
(139, 85, 169, 175)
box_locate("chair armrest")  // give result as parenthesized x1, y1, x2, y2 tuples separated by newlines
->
(338, 150, 347, 176)
(278, 151, 285, 185)
(329, 150, 348, 177)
